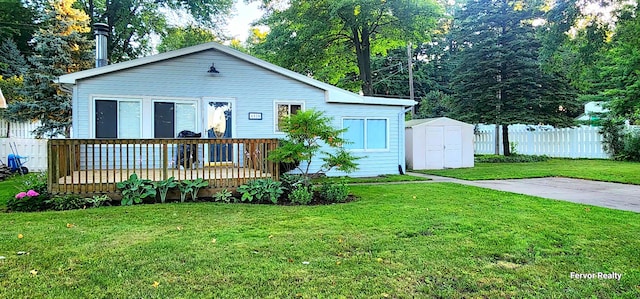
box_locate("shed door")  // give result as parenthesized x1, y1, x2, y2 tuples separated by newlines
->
(425, 126, 444, 169)
(444, 126, 463, 168)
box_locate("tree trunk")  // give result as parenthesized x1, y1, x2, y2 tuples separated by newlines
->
(502, 124, 510, 156)
(352, 27, 373, 96)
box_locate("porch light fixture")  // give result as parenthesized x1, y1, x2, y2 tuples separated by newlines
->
(208, 63, 220, 74)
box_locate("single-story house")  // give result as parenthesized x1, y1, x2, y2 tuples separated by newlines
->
(55, 41, 414, 186)
(405, 117, 474, 170)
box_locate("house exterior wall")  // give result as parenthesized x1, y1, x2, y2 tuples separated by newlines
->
(72, 49, 405, 177)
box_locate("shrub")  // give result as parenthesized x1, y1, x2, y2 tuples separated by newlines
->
(116, 173, 156, 206)
(47, 194, 87, 211)
(475, 154, 550, 163)
(86, 194, 112, 208)
(237, 178, 284, 204)
(620, 130, 640, 161)
(600, 117, 626, 158)
(7, 190, 47, 212)
(47, 194, 112, 211)
(213, 188, 234, 203)
(280, 174, 310, 191)
(318, 181, 349, 203)
(15, 172, 48, 194)
(288, 186, 313, 205)
(268, 109, 361, 177)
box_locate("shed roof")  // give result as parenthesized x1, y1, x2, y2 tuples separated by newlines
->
(57, 42, 415, 107)
(405, 117, 474, 128)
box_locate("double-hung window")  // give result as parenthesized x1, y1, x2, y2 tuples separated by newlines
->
(342, 118, 388, 150)
(153, 101, 198, 138)
(95, 99, 141, 138)
(275, 102, 303, 132)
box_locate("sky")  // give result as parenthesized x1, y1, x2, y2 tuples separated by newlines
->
(224, 1, 264, 42)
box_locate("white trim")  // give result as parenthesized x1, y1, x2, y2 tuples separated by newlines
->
(57, 42, 415, 107)
(151, 97, 201, 138)
(91, 97, 143, 138)
(273, 101, 306, 134)
(341, 117, 390, 152)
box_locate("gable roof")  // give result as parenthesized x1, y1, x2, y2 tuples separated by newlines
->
(57, 42, 415, 107)
(405, 117, 474, 128)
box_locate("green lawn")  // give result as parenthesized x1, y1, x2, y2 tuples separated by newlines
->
(415, 159, 640, 184)
(1, 183, 638, 297)
(314, 174, 429, 184)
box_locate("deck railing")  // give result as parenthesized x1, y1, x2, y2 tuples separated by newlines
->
(48, 138, 279, 195)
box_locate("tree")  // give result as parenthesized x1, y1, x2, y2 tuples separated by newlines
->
(77, 0, 234, 62)
(268, 109, 360, 177)
(252, 0, 442, 95)
(597, 4, 640, 122)
(448, 0, 580, 155)
(5, 0, 93, 138)
(0, 0, 36, 54)
(0, 39, 29, 78)
(157, 26, 219, 53)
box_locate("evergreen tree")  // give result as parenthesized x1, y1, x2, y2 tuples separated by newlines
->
(448, 0, 579, 155)
(0, 39, 29, 78)
(6, 0, 93, 138)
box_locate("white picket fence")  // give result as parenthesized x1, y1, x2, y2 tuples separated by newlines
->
(475, 125, 609, 159)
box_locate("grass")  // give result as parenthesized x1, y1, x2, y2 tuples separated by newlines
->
(415, 158, 640, 184)
(314, 174, 429, 184)
(1, 182, 639, 297)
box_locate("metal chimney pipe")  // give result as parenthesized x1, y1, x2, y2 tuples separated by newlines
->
(93, 23, 109, 67)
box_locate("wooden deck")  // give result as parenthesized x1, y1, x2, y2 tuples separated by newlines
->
(48, 138, 280, 194)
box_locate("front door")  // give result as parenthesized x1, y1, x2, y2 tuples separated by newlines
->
(207, 101, 232, 164)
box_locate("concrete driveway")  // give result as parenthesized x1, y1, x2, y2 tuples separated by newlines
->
(408, 173, 640, 213)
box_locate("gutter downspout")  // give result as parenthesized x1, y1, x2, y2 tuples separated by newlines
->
(398, 106, 413, 175)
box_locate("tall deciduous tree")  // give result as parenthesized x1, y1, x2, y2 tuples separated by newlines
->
(157, 26, 219, 53)
(77, 0, 233, 62)
(252, 0, 442, 95)
(448, 0, 579, 155)
(6, 0, 93, 138)
(0, 0, 36, 54)
(597, 4, 640, 121)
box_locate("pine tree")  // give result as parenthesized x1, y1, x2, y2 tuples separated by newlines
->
(448, 0, 579, 155)
(6, 0, 93, 138)
(0, 39, 29, 78)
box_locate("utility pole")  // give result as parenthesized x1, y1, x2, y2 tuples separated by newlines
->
(407, 42, 415, 118)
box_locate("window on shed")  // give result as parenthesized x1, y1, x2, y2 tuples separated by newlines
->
(343, 118, 387, 150)
(95, 99, 141, 138)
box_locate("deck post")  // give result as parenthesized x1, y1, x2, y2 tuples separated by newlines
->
(162, 143, 168, 181)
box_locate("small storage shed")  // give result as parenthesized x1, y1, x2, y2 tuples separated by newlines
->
(405, 117, 474, 170)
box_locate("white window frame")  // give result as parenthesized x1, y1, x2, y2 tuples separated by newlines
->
(151, 98, 200, 138)
(342, 117, 390, 152)
(274, 101, 305, 133)
(91, 97, 143, 138)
